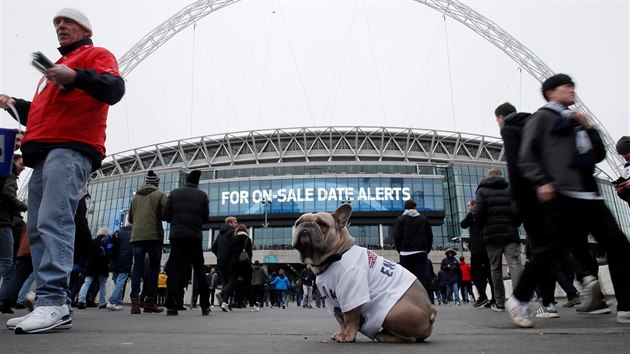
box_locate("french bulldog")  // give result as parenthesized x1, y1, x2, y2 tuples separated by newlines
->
(293, 204, 437, 343)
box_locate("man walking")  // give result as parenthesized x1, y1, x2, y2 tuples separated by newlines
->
(106, 222, 133, 311)
(393, 199, 433, 290)
(300, 264, 315, 308)
(162, 170, 211, 316)
(473, 168, 523, 312)
(129, 170, 166, 314)
(1, 7, 124, 333)
(460, 199, 494, 308)
(508, 74, 630, 327)
(212, 216, 237, 294)
(495, 102, 560, 318)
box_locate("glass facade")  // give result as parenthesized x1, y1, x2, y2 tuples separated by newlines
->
(87, 162, 630, 253)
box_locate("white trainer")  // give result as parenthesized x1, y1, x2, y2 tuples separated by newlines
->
(7, 312, 33, 330)
(106, 303, 124, 311)
(14, 306, 72, 334)
(505, 296, 534, 328)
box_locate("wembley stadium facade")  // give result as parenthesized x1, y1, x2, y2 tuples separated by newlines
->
(87, 126, 630, 267)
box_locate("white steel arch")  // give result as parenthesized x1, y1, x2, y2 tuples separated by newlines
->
(117, 0, 623, 173)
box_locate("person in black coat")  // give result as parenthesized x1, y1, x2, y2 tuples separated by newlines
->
(440, 248, 461, 304)
(460, 199, 494, 307)
(69, 192, 93, 306)
(162, 170, 211, 316)
(106, 225, 132, 310)
(393, 199, 433, 291)
(218, 224, 257, 312)
(473, 168, 523, 311)
(77, 227, 111, 309)
(211, 217, 237, 286)
(496, 102, 561, 314)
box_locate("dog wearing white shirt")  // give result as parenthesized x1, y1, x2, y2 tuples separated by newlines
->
(293, 204, 436, 343)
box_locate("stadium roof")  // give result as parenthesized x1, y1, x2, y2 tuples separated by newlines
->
(95, 126, 505, 178)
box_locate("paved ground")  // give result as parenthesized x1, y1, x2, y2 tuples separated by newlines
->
(1, 299, 628, 354)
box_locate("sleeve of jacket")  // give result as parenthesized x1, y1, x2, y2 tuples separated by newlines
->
(1, 179, 27, 212)
(211, 237, 218, 255)
(5, 98, 30, 126)
(425, 219, 433, 251)
(246, 237, 253, 260)
(472, 191, 487, 230)
(202, 194, 210, 223)
(128, 200, 135, 224)
(460, 212, 473, 229)
(162, 194, 172, 222)
(585, 127, 607, 163)
(519, 114, 553, 188)
(393, 216, 403, 252)
(440, 258, 448, 272)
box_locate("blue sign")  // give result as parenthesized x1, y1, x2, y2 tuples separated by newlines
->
(206, 176, 444, 216)
(264, 255, 278, 263)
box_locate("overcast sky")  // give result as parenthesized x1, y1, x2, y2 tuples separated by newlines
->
(1, 0, 628, 168)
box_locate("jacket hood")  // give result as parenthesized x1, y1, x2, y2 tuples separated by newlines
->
(477, 176, 509, 190)
(136, 184, 159, 195)
(504, 112, 531, 127)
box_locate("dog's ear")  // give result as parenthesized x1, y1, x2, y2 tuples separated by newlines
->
(332, 204, 352, 230)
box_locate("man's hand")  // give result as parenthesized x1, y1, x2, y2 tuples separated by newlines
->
(0, 94, 16, 109)
(537, 183, 556, 202)
(45, 64, 76, 86)
(573, 112, 593, 129)
(615, 180, 630, 193)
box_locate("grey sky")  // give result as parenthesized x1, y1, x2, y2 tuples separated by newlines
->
(1, 0, 628, 166)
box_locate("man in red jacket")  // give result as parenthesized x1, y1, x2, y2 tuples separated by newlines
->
(0, 7, 124, 334)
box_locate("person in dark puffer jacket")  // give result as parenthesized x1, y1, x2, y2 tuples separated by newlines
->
(473, 168, 523, 311)
(162, 170, 211, 316)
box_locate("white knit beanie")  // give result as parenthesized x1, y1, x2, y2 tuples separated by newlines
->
(53, 8, 92, 37)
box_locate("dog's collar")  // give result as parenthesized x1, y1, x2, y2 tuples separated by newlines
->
(313, 249, 350, 274)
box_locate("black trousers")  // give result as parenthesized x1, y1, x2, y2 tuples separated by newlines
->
(514, 195, 630, 311)
(399, 252, 428, 290)
(165, 238, 209, 310)
(470, 252, 494, 301)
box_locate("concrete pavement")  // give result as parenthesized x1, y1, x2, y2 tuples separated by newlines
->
(1, 299, 629, 353)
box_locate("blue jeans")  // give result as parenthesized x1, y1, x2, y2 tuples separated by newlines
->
(446, 283, 460, 303)
(130, 241, 162, 299)
(109, 272, 129, 305)
(28, 149, 92, 306)
(78, 275, 108, 306)
(17, 272, 35, 304)
(0, 226, 14, 279)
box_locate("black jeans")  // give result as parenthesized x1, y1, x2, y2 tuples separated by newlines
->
(514, 195, 630, 311)
(399, 252, 429, 290)
(470, 253, 494, 301)
(0, 256, 33, 305)
(166, 238, 210, 310)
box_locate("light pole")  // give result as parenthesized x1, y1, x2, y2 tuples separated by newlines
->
(261, 197, 272, 242)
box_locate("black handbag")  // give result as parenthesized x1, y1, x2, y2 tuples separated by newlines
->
(239, 249, 250, 263)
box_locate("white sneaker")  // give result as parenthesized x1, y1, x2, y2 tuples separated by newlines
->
(249, 306, 260, 312)
(533, 303, 560, 318)
(106, 303, 123, 311)
(7, 312, 33, 330)
(505, 296, 534, 328)
(578, 276, 603, 312)
(617, 310, 630, 324)
(14, 306, 72, 334)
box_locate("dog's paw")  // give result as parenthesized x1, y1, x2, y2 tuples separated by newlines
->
(335, 330, 357, 343)
(331, 331, 341, 341)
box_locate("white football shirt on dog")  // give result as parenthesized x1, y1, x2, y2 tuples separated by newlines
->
(316, 245, 416, 340)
